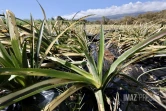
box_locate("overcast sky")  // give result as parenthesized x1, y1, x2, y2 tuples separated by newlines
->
(1, 0, 166, 19)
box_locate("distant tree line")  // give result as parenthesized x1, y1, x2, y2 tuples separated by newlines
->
(90, 10, 166, 25)
(12, 9, 166, 26)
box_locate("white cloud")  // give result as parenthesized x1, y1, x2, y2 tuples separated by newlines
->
(60, 1, 166, 19)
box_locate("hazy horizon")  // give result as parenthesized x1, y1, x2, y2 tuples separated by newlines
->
(1, 0, 166, 19)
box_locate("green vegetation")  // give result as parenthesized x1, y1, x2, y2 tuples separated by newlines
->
(91, 10, 166, 25)
(0, 4, 166, 111)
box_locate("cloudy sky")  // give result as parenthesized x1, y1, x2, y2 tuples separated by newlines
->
(1, 0, 166, 19)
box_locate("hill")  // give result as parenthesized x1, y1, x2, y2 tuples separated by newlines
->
(88, 10, 166, 25)
(86, 12, 146, 21)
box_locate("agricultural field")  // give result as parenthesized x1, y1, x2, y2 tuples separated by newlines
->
(0, 8, 166, 111)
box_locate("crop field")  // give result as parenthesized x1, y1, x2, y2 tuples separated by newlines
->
(0, 8, 166, 111)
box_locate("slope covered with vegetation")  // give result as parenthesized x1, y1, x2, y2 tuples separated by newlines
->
(91, 9, 166, 25)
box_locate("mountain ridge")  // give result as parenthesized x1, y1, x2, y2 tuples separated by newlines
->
(86, 11, 157, 21)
